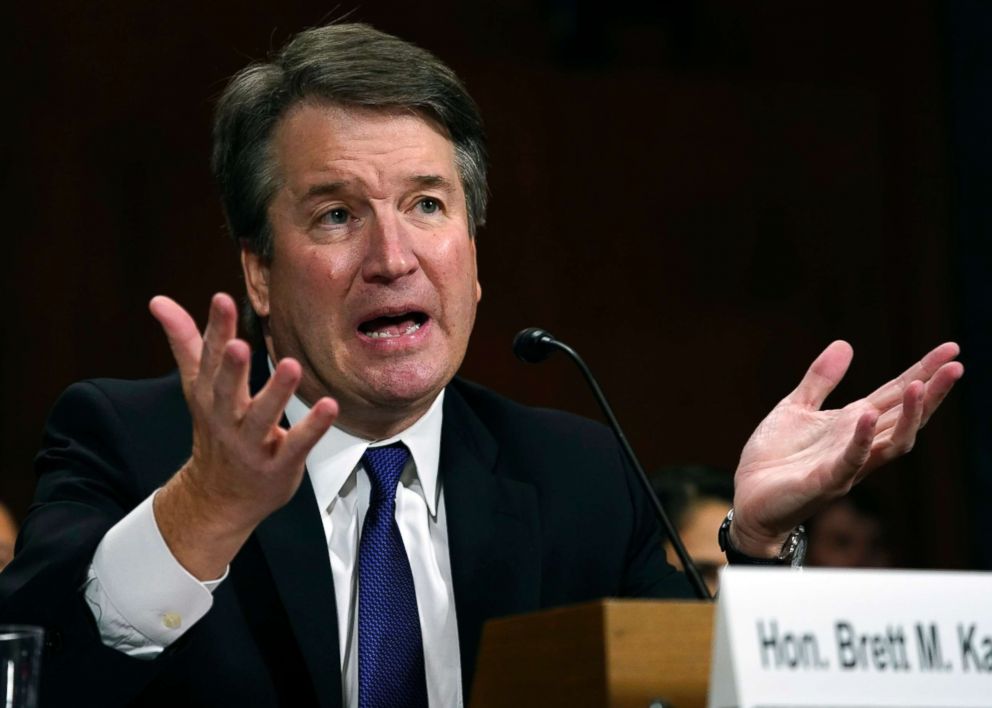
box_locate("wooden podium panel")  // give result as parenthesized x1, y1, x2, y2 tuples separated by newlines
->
(470, 600, 715, 708)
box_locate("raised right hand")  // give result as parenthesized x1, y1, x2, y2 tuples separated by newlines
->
(149, 293, 338, 579)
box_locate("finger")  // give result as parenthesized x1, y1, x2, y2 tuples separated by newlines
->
(873, 360, 965, 432)
(149, 296, 202, 385)
(840, 410, 879, 479)
(786, 340, 854, 409)
(242, 358, 303, 439)
(280, 398, 340, 467)
(856, 366, 962, 484)
(873, 402, 903, 436)
(196, 294, 239, 394)
(866, 342, 960, 410)
(887, 380, 925, 454)
(919, 361, 964, 427)
(212, 340, 252, 425)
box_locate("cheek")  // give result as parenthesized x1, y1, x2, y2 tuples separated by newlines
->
(298, 254, 334, 290)
(271, 246, 355, 314)
(433, 239, 478, 298)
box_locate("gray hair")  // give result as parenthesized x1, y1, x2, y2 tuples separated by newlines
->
(211, 23, 489, 333)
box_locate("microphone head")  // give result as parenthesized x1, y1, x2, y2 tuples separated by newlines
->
(513, 327, 557, 363)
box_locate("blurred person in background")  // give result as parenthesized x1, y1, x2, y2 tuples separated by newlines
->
(0, 504, 16, 570)
(651, 465, 734, 595)
(805, 487, 893, 568)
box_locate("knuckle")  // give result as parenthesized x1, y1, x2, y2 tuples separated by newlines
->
(258, 458, 281, 477)
(212, 376, 228, 399)
(189, 393, 211, 418)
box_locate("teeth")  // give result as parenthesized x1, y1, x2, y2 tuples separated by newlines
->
(366, 321, 422, 339)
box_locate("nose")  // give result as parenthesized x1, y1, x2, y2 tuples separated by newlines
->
(361, 209, 420, 283)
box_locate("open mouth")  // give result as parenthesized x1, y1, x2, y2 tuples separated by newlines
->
(358, 311, 429, 339)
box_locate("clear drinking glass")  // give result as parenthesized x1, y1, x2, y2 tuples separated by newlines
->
(0, 626, 43, 708)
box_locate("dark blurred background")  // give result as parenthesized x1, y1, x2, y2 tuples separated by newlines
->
(3, 0, 989, 570)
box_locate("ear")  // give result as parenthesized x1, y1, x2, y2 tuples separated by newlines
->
(470, 238, 482, 304)
(241, 243, 271, 318)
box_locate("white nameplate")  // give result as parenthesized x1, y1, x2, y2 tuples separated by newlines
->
(708, 567, 992, 707)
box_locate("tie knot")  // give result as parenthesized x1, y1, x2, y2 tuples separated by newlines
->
(361, 443, 410, 501)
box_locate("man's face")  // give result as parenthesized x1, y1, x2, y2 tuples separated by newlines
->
(243, 103, 481, 437)
(807, 501, 891, 568)
(665, 498, 729, 596)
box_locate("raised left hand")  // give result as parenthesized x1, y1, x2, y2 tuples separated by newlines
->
(730, 341, 963, 557)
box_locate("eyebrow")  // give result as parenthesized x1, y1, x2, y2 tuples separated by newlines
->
(303, 181, 349, 201)
(405, 174, 458, 194)
(300, 174, 457, 202)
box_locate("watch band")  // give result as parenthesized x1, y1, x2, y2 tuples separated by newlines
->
(718, 508, 807, 567)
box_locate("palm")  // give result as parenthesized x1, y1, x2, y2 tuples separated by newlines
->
(730, 341, 962, 555)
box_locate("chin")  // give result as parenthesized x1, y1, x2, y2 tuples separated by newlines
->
(357, 361, 451, 409)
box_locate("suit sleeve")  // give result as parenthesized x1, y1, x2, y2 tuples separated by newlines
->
(0, 381, 189, 706)
(616, 447, 696, 600)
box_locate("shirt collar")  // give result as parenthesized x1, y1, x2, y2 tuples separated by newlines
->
(274, 360, 445, 518)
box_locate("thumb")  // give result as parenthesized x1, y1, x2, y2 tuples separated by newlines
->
(149, 296, 203, 389)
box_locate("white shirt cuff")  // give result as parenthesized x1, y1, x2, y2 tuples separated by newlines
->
(83, 491, 228, 658)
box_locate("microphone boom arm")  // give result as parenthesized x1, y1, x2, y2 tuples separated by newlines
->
(527, 333, 714, 601)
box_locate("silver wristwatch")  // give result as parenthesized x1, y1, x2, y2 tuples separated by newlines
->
(717, 508, 807, 568)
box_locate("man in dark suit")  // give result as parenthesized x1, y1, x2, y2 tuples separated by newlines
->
(0, 22, 962, 707)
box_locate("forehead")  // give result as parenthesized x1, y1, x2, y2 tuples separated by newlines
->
(270, 102, 460, 191)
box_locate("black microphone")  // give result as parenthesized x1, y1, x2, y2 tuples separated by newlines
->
(512, 327, 557, 363)
(513, 328, 713, 601)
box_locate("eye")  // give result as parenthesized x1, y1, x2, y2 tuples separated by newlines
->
(416, 198, 441, 215)
(320, 207, 350, 226)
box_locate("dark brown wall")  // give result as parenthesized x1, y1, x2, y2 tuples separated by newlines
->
(3, 1, 970, 567)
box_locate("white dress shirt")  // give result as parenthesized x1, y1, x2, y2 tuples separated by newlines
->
(83, 389, 463, 707)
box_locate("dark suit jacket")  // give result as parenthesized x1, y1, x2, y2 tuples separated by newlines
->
(0, 354, 693, 706)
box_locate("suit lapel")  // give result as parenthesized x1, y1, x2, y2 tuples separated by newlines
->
(441, 384, 542, 698)
(247, 352, 342, 708)
(239, 356, 539, 704)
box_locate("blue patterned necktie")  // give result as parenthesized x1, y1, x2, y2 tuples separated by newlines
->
(358, 443, 429, 708)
